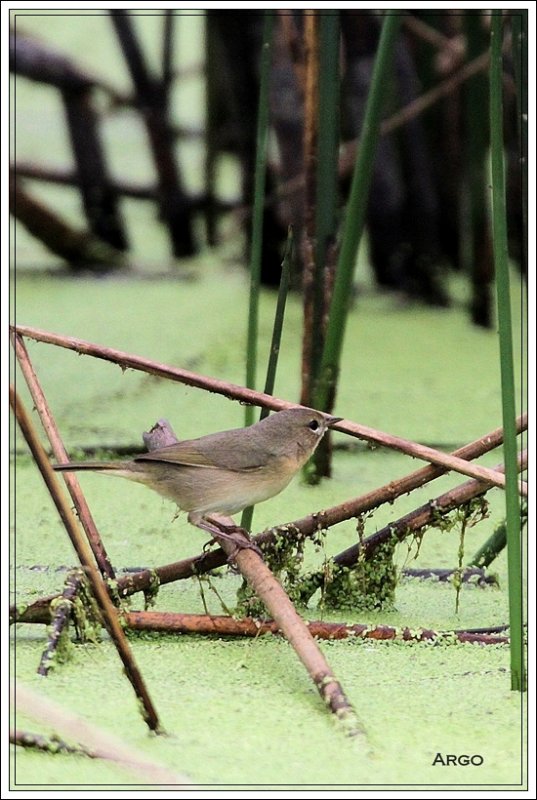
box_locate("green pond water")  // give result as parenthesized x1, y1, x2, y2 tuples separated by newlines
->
(10, 9, 527, 791)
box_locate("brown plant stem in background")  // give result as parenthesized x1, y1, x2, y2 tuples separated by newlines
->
(10, 387, 161, 733)
(12, 326, 526, 495)
(300, 10, 320, 409)
(302, 11, 340, 481)
(403, 14, 462, 51)
(109, 10, 194, 258)
(9, 178, 124, 270)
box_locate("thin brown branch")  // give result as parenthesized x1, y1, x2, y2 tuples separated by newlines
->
(276, 49, 493, 204)
(9, 387, 161, 733)
(13, 163, 235, 211)
(125, 611, 509, 645)
(13, 333, 115, 579)
(12, 685, 189, 784)
(11, 326, 526, 495)
(381, 51, 489, 137)
(337, 450, 527, 567)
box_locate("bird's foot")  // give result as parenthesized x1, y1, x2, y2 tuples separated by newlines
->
(223, 538, 264, 563)
(198, 516, 263, 560)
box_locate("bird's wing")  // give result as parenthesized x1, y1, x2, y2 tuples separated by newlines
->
(134, 434, 267, 472)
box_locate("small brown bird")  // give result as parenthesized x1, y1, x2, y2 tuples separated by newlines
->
(54, 407, 340, 541)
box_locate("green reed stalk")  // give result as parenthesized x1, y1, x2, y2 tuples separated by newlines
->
(468, 500, 526, 570)
(312, 14, 401, 414)
(241, 228, 294, 531)
(490, 11, 525, 691)
(260, 227, 294, 420)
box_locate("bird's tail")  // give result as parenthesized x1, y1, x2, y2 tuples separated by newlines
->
(54, 460, 154, 488)
(53, 462, 128, 473)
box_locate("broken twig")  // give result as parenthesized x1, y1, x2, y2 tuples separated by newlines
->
(211, 524, 365, 737)
(37, 571, 83, 677)
(12, 684, 188, 784)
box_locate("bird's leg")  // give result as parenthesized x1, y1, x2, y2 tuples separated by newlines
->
(189, 513, 263, 560)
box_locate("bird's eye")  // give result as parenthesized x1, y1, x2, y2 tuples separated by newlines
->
(308, 419, 320, 431)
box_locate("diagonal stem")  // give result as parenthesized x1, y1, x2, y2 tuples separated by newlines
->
(12, 332, 115, 579)
(11, 325, 527, 495)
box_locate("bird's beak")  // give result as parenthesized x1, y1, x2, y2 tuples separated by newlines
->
(326, 415, 343, 427)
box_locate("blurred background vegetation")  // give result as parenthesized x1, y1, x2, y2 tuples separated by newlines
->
(10, 9, 525, 296)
